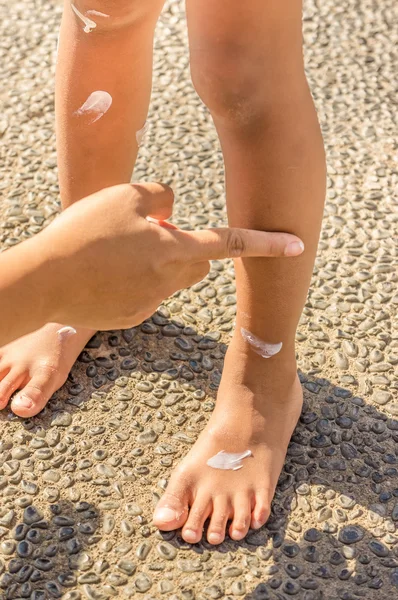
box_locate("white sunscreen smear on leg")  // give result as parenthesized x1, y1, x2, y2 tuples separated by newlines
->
(207, 450, 252, 471)
(57, 327, 77, 340)
(75, 91, 112, 124)
(71, 5, 110, 33)
(86, 9, 110, 18)
(241, 327, 282, 358)
(71, 4, 97, 33)
(136, 122, 149, 147)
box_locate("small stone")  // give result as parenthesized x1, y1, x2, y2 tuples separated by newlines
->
(117, 559, 136, 576)
(106, 573, 128, 586)
(304, 529, 322, 543)
(16, 540, 33, 558)
(373, 391, 392, 405)
(51, 411, 72, 427)
(156, 541, 177, 560)
(338, 526, 364, 544)
(369, 540, 389, 557)
(134, 573, 152, 592)
(137, 429, 158, 444)
(203, 584, 225, 599)
(24, 506, 43, 525)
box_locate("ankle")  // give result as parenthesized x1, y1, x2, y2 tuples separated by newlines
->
(227, 331, 297, 378)
(217, 334, 300, 409)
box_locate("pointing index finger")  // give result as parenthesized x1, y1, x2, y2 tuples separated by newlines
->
(180, 228, 305, 261)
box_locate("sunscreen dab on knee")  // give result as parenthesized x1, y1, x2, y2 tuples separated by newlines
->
(57, 326, 77, 340)
(71, 4, 97, 33)
(86, 9, 110, 18)
(71, 4, 110, 33)
(207, 450, 252, 471)
(75, 91, 112, 124)
(136, 122, 149, 147)
(240, 327, 282, 359)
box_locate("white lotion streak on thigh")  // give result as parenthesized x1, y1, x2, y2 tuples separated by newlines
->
(207, 450, 252, 471)
(75, 91, 112, 124)
(241, 327, 282, 358)
(57, 327, 77, 341)
(136, 122, 149, 147)
(71, 4, 97, 33)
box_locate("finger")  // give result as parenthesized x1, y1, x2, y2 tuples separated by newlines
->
(132, 183, 175, 220)
(179, 228, 305, 261)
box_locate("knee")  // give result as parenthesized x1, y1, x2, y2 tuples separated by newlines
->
(190, 45, 306, 126)
(71, 0, 163, 32)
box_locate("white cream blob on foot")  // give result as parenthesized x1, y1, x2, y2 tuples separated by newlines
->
(136, 122, 149, 147)
(75, 91, 112, 124)
(57, 326, 77, 340)
(71, 4, 97, 33)
(241, 327, 282, 358)
(207, 450, 252, 471)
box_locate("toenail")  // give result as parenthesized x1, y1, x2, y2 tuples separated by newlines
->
(12, 395, 33, 409)
(232, 529, 245, 539)
(154, 507, 178, 523)
(183, 529, 197, 541)
(252, 520, 263, 529)
(208, 532, 223, 544)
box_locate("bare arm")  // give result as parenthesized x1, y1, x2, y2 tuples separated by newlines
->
(0, 234, 54, 345)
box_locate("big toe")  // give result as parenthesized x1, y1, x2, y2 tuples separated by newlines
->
(11, 366, 62, 418)
(153, 490, 189, 532)
(0, 370, 26, 410)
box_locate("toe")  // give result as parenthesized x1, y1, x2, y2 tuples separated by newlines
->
(11, 365, 63, 418)
(153, 473, 190, 532)
(229, 493, 252, 541)
(182, 492, 211, 544)
(0, 370, 26, 410)
(0, 363, 10, 381)
(207, 497, 231, 545)
(251, 488, 271, 530)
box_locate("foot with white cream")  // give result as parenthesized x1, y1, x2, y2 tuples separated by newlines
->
(153, 334, 302, 544)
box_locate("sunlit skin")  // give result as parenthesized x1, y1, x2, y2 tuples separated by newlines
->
(0, 182, 303, 410)
(1, 0, 325, 544)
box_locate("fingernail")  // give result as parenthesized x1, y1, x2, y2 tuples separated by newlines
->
(284, 240, 305, 257)
(154, 507, 177, 523)
(12, 395, 33, 409)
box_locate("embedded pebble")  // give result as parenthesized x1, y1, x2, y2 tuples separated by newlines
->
(338, 526, 365, 545)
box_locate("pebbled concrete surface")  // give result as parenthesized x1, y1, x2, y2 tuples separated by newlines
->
(0, 1, 397, 599)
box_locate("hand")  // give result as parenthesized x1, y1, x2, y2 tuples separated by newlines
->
(38, 183, 304, 330)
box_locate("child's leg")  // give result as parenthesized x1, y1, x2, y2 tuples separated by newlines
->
(153, 0, 326, 543)
(0, 0, 164, 417)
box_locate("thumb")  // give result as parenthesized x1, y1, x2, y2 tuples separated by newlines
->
(180, 227, 305, 261)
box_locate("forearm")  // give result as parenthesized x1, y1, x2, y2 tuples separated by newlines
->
(0, 237, 55, 345)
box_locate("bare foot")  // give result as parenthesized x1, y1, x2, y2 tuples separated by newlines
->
(153, 335, 303, 544)
(0, 323, 94, 417)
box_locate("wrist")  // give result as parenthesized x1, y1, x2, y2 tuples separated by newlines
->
(26, 228, 66, 326)
(1, 233, 59, 330)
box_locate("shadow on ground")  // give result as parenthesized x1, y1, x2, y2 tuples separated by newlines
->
(1, 317, 397, 599)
